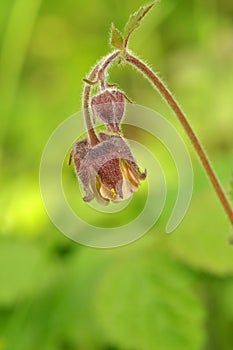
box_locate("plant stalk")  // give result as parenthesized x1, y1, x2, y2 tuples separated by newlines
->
(83, 64, 100, 146)
(83, 51, 120, 146)
(125, 51, 233, 226)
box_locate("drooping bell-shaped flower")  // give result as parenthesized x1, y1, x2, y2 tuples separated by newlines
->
(70, 133, 146, 205)
(91, 89, 127, 133)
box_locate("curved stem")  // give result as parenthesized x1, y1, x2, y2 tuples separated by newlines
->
(83, 50, 120, 146)
(98, 51, 120, 89)
(83, 64, 100, 146)
(125, 51, 233, 226)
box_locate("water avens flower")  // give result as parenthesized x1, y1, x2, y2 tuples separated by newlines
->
(68, 1, 233, 229)
(70, 133, 146, 206)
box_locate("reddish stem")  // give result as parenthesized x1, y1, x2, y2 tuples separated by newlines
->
(98, 51, 120, 90)
(83, 65, 100, 146)
(83, 51, 120, 145)
(125, 51, 233, 226)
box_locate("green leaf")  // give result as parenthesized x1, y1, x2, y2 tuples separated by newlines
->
(124, 1, 159, 47)
(0, 241, 205, 350)
(165, 187, 233, 275)
(95, 251, 205, 350)
(110, 23, 124, 50)
(71, 244, 205, 350)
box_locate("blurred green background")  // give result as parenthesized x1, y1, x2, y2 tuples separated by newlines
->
(0, 0, 233, 349)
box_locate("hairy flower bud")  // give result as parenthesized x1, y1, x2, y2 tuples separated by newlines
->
(70, 133, 146, 205)
(91, 89, 126, 132)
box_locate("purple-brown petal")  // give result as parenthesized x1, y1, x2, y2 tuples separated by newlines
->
(110, 89, 125, 125)
(71, 139, 90, 173)
(124, 160, 147, 182)
(91, 88, 126, 132)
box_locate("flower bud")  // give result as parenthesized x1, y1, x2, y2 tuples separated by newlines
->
(91, 89, 126, 132)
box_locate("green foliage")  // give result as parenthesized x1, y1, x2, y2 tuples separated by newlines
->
(124, 1, 158, 46)
(165, 180, 233, 275)
(110, 1, 159, 49)
(94, 250, 205, 350)
(110, 23, 124, 50)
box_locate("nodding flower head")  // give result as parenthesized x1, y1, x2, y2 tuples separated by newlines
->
(91, 89, 127, 133)
(70, 133, 146, 206)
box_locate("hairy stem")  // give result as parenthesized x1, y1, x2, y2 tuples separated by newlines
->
(98, 50, 120, 89)
(125, 51, 233, 226)
(83, 64, 100, 146)
(83, 51, 120, 145)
